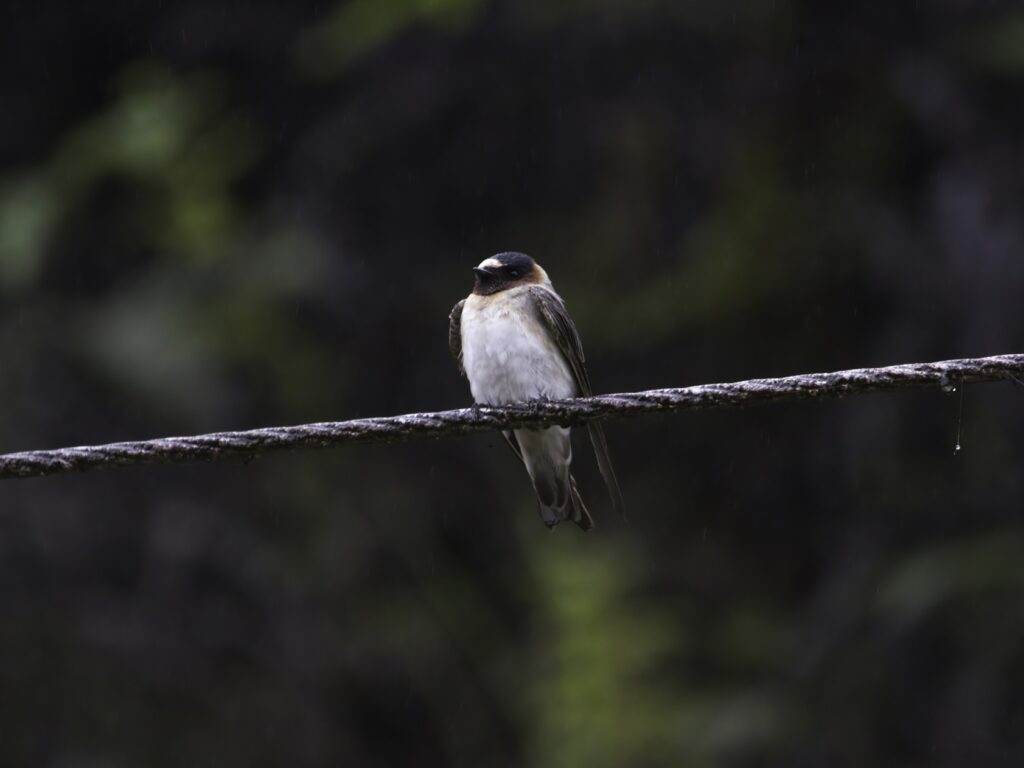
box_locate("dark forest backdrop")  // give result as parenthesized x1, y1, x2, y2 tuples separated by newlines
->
(2, 1, 1023, 765)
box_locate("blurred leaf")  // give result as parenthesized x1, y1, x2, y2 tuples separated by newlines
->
(0, 177, 55, 289)
(0, 64, 261, 290)
(524, 537, 691, 766)
(966, 14, 1024, 75)
(295, 0, 484, 79)
(875, 530, 1024, 624)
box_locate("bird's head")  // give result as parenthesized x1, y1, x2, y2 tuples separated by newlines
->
(471, 252, 548, 296)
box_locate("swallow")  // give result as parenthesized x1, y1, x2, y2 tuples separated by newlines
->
(449, 252, 625, 530)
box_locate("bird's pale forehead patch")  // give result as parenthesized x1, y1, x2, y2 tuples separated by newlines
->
(477, 257, 503, 270)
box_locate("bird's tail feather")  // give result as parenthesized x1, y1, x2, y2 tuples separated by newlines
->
(587, 422, 626, 521)
(532, 468, 592, 532)
(519, 426, 592, 531)
(568, 473, 593, 531)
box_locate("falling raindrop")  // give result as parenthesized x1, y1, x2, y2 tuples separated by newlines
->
(953, 379, 965, 455)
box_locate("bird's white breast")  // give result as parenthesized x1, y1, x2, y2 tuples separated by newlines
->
(460, 286, 576, 406)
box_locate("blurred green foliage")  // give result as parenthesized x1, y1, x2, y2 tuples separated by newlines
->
(296, 0, 484, 77)
(966, 12, 1024, 74)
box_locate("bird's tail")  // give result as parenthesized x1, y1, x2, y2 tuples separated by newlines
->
(519, 426, 592, 532)
(534, 472, 592, 531)
(567, 473, 594, 531)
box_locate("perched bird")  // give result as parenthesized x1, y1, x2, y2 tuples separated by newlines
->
(449, 252, 625, 530)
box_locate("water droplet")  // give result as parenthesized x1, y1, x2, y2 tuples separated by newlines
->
(954, 443, 961, 455)
(939, 374, 957, 393)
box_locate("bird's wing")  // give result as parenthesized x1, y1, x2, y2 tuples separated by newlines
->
(502, 430, 525, 464)
(527, 286, 591, 394)
(448, 299, 466, 377)
(526, 286, 626, 520)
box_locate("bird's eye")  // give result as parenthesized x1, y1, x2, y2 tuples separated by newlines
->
(508, 269, 520, 278)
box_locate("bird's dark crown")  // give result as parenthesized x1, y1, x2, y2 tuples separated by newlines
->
(472, 252, 540, 296)
(493, 252, 535, 273)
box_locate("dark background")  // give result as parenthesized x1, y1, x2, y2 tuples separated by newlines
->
(2, 1, 1023, 765)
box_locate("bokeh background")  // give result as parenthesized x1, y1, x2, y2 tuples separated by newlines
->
(2, 1, 1024, 765)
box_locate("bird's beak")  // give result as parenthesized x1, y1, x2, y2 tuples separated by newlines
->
(473, 267, 496, 279)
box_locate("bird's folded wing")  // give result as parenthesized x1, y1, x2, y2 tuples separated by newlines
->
(448, 299, 466, 377)
(526, 286, 626, 520)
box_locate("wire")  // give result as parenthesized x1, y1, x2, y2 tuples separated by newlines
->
(1, 353, 1021, 480)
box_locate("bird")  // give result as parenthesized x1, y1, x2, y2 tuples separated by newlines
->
(448, 251, 625, 530)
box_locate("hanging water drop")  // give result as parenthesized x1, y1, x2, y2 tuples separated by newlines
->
(953, 379, 965, 454)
